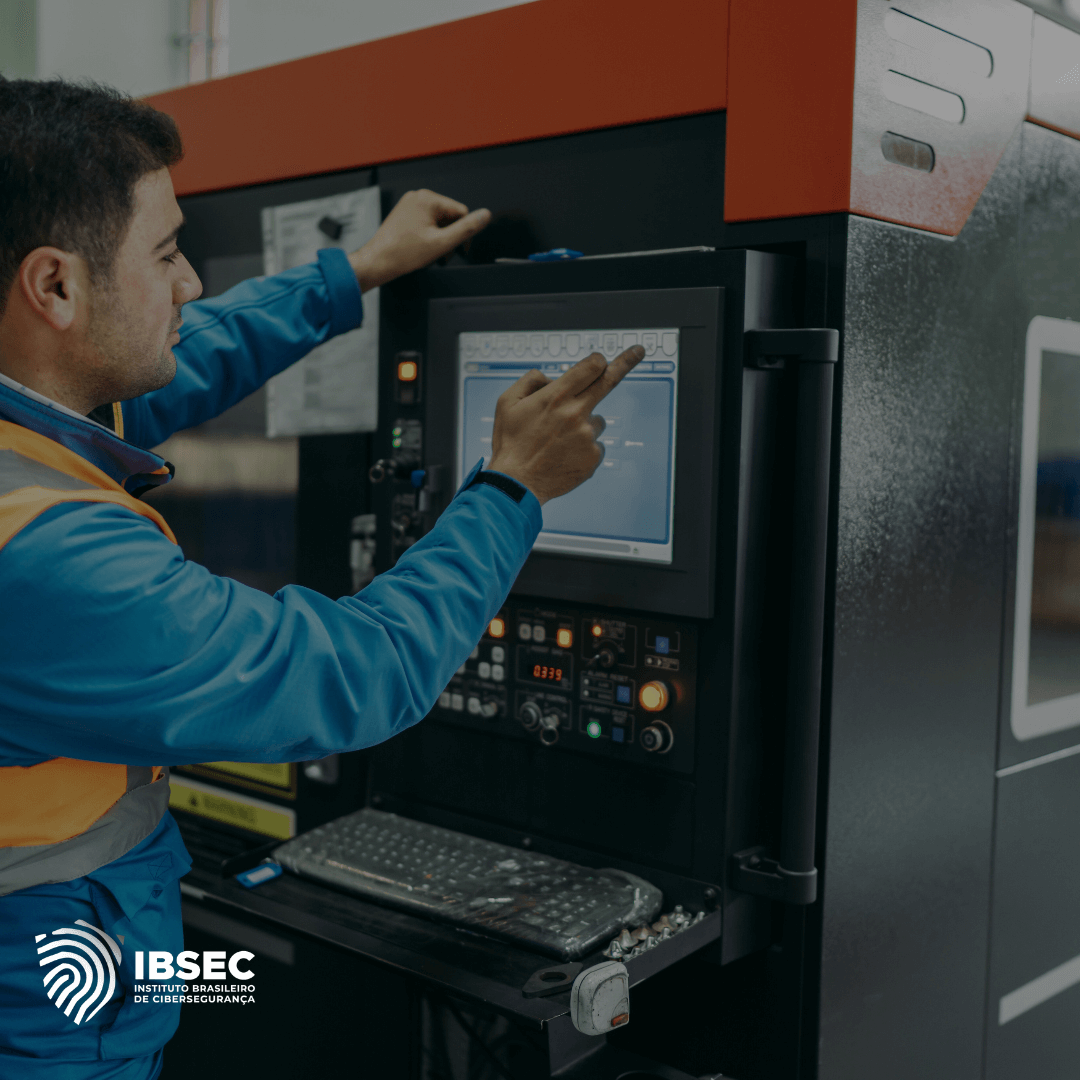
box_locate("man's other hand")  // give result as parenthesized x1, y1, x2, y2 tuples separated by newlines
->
(349, 189, 491, 293)
(487, 346, 646, 506)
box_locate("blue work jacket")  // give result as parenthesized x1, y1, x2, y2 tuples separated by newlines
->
(0, 248, 541, 1078)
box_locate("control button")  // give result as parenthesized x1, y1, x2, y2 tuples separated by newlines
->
(491, 664, 505, 682)
(478, 661, 492, 680)
(540, 712, 561, 731)
(654, 636, 670, 656)
(662, 332, 678, 356)
(591, 623, 604, 638)
(556, 628, 573, 649)
(467, 696, 481, 715)
(642, 332, 658, 355)
(612, 725, 626, 744)
(540, 726, 559, 746)
(640, 720, 673, 753)
(470, 645, 480, 660)
(586, 720, 602, 739)
(491, 646, 505, 664)
(597, 643, 617, 669)
(615, 685, 632, 705)
(481, 700, 499, 719)
(518, 623, 533, 641)
(519, 701, 542, 731)
(456, 663, 467, 675)
(488, 617, 506, 639)
(397, 358, 419, 382)
(451, 693, 465, 712)
(639, 680, 670, 712)
(438, 691, 452, 709)
(532, 624, 545, 642)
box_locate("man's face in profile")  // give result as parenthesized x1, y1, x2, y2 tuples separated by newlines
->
(86, 167, 201, 403)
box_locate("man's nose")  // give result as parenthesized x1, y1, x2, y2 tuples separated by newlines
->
(175, 253, 203, 304)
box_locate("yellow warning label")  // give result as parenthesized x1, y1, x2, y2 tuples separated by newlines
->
(201, 761, 293, 789)
(169, 776, 295, 840)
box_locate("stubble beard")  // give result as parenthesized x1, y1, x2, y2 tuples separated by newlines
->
(84, 283, 178, 407)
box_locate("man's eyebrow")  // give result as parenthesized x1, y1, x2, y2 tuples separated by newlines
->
(153, 218, 186, 253)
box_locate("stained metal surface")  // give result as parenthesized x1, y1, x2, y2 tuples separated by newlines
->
(1001, 120, 1080, 769)
(980, 119, 1080, 1079)
(985, 752, 1080, 1079)
(818, 130, 1025, 1078)
(851, 0, 1031, 234)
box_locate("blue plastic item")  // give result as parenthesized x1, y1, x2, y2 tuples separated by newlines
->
(411, 469, 426, 489)
(235, 861, 283, 889)
(528, 248, 583, 262)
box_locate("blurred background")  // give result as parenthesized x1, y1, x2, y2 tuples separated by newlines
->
(0, 0, 533, 95)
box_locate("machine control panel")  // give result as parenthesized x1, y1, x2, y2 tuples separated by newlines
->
(433, 600, 697, 774)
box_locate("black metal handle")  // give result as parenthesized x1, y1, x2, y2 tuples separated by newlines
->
(733, 328, 839, 905)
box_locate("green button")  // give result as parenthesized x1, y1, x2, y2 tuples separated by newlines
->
(586, 720, 602, 739)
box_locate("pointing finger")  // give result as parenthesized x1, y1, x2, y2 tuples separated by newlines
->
(579, 345, 645, 408)
(549, 352, 608, 400)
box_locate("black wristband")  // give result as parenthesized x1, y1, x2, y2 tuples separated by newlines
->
(467, 470, 527, 504)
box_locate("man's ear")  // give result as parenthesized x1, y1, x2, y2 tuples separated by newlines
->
(18, 247, 90, 332)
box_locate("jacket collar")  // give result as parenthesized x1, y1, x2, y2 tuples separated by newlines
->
(0, 375, 173, 496)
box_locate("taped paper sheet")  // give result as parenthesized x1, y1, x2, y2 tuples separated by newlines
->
(262, 186, 380, 437)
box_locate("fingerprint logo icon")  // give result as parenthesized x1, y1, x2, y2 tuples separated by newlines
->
(35, 921, 122, 1026)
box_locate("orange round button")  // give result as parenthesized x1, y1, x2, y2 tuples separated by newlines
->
(638, 680, 669, 712)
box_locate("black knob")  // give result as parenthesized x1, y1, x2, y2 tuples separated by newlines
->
(640, 720, 674, 754)
(519, 701, 542, 731)
(597, 642, 617, 669)
(539, 726, 559, 746)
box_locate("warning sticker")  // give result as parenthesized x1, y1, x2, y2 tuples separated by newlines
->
(169, 776, 296, 840)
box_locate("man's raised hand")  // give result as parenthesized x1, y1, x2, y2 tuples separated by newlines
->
(349, 189, 491, 293)
(487, 346, 646, 505)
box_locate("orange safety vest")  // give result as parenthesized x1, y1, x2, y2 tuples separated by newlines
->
(0, 417, 174, 890)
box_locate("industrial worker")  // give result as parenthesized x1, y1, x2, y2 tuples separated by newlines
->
(0, 79, 642, 1079)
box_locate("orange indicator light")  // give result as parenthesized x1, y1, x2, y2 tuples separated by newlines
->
(556, 628, 573, 649)
(639, 681, 669, 713)
(591, 624, 603, 638)
(397, 360, 418, 382)
(488, 617, 506, 639)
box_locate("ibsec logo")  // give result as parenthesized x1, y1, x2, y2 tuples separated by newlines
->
(34, 921, 121, 1026)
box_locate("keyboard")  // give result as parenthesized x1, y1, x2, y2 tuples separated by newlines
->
(273, 808, 662, 961)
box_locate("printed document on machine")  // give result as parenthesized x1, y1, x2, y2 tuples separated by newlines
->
(261, 186, 381, 437)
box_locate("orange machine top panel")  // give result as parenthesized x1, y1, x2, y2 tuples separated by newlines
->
(149, 0, 729, 197)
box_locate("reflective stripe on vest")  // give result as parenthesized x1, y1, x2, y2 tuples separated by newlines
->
(0, 418, 174, 895)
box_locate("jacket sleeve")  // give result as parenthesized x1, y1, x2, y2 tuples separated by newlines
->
(121, 248, 363, 449)
(0, 472, 541, 767)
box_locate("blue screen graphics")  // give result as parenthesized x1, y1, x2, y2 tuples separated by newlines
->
(456, 328, 679, 564)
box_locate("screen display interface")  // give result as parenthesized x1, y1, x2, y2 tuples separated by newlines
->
(456, 328, 679, 563)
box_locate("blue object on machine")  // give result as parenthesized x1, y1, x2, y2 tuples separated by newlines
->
(411, 469, 426, 489)
(528, 248, 583, 262)
(235, 861, 283, 889)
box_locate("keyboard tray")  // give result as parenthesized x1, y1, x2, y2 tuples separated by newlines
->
(274, 808, 662, 960)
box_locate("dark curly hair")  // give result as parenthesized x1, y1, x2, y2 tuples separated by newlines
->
(0, 77, 183, 315)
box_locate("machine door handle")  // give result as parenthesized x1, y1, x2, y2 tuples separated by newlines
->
(732, 328, 839, 905)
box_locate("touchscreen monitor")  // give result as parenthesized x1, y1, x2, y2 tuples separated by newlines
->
(455, 328, 679, 564)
